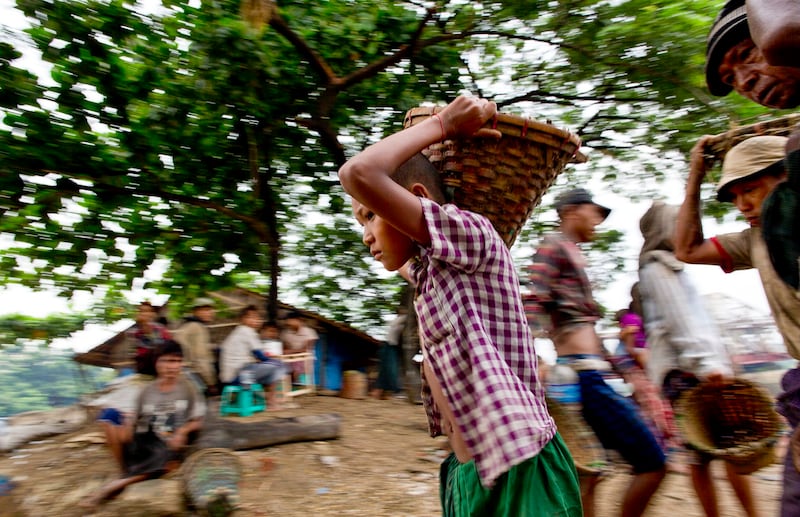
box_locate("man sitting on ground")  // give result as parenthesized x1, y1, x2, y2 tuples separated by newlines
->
(83, 340, 205, 508)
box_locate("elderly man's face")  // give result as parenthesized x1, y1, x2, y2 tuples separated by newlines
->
(718, 38, 800, 109)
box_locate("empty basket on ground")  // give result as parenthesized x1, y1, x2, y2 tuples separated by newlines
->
(181, 448, 243, 517)
(545, 397, 608, 477)
(403, 107, 584, 247)
(675, 378, 782, 474)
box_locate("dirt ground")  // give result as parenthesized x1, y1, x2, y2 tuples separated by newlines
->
(0, 393, 785, 516)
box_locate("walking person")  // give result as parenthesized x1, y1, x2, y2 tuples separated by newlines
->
(638, 201, 758, 517)
(675, 134, 800, 515)
(525, 188, 666, 517)
(339, 95, 582, 515)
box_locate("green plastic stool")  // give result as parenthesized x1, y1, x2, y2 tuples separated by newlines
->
(219, 384, 266, 417)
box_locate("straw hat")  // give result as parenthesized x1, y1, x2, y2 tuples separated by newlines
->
(717, 135, 787, 202)
(191, 297, 215, 309)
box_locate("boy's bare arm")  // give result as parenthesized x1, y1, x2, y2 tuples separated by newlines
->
(338, 96, 499, 246)
(674, 136, 724, 265)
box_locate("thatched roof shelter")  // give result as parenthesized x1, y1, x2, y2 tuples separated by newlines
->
(73, 288, 380, 390)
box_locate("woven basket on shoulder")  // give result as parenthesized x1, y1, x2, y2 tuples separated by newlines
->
(403, 107, 584, 247)
(181, 448, 243, 517)
(545, 397, 608, 477)
(675, 378, 782, 474)
(706, 113, 800, 163)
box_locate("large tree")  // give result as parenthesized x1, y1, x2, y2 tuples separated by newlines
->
(0, 0, 781, 334)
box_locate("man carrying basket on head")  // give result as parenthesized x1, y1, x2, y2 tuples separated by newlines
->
(525, 188, 666, 517)
(339, 95, 582, 516)
(676, 134, 800, 516)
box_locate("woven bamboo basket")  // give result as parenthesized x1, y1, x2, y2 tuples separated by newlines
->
(545, 397, 608, 477)
(675, 379, 782, 474)
(705, 113, 800, 163)
(404, 107, 585, 247)
(181, 448, 243, 517)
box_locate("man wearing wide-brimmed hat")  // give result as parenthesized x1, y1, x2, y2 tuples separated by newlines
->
(174, 297, 218, 396)
(676, 134, 800, 515)
(705, 0, 800, 109)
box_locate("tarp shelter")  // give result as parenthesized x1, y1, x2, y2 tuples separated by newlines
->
(72, 287, 381, 391)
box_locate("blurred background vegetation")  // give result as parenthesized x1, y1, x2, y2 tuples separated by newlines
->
(0, 344, 114, 417)
(0, 0, 785, 351)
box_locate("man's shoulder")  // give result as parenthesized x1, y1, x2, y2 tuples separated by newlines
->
(537, 231, 567, 248)
(715, 227, 754, 251)
(181, 318, 205, 328)
(177, 377, 202, 398)
(175, 319, 203, 337)
(533, 232, 570, 259)
(226, 324, 251, 338)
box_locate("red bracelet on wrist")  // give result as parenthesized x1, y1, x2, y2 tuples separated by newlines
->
(432, 113, 446, 141)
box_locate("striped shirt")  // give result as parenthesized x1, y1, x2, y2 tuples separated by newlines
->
(408, 199, 555, 487)
(524, 232, 601, 335)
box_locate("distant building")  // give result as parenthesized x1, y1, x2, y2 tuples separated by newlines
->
(73, 287, 380, 391)
(701, 292, 790, 365)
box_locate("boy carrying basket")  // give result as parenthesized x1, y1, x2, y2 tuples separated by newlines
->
(338, 95, 581, 516)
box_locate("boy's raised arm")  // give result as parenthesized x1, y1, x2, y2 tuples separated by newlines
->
(338, 96, 499, 246)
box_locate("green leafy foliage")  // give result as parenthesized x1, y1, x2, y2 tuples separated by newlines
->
(0, 0, 781, 338)
(0, 313, 90, 344)
(0, 344, 114, 416)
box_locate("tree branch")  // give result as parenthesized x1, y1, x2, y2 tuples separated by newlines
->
(14, 167, 280, 248)
(295, 117, 347, 166)
(469, 29, 723, 113)
(268, 11, 340, 85)
(336, 8, 437, 90)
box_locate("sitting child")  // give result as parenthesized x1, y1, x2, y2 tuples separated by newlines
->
(83, 340, 205, 508)
(338, 95, 581, 515)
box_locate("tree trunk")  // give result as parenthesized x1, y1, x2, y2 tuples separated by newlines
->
(194, 412, 341, 450)
(401, 293, 422, 405)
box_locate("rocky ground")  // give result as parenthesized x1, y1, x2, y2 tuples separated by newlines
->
(0, 392, 786, 516)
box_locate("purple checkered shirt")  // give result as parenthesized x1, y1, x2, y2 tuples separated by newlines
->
(408, 199, 556, 487)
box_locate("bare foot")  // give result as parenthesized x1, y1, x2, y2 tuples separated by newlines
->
(78, 495, 101, 511)
(79, 475, 140, 508)
(267, 396, 284, 411)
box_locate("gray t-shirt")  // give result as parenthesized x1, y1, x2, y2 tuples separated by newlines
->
(134, 377, 205, 442)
